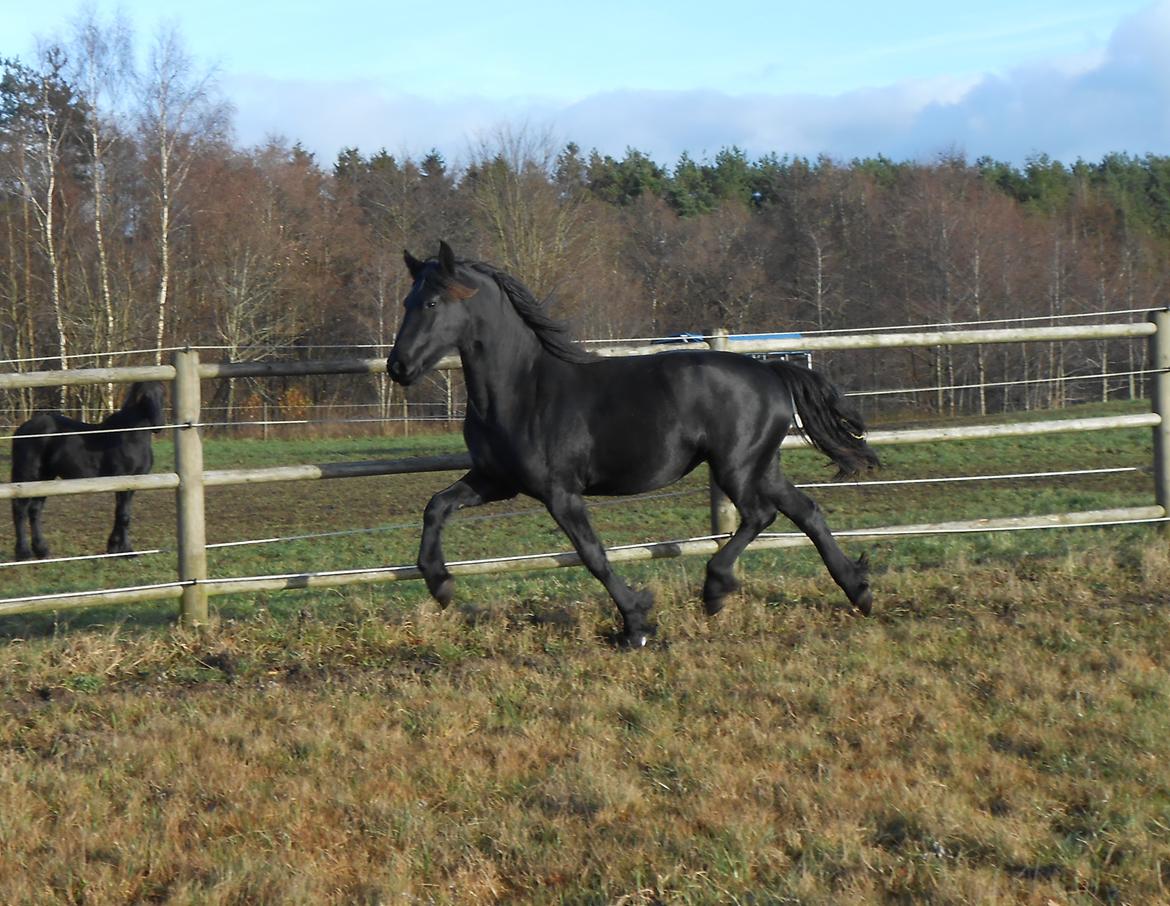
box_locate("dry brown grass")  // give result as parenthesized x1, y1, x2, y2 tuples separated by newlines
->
(2, 538, 1169, 904)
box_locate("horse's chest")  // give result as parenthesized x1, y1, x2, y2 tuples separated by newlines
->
(465, 420, 548, 490)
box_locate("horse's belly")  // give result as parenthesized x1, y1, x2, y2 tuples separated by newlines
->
(584, 447, 703, 496)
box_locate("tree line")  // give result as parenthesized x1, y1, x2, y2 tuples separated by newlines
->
(3, 15, 1169, 424)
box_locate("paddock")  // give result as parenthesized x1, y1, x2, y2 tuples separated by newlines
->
(0, 311, 1166, 625)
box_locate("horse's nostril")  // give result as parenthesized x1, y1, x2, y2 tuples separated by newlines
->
(387, 357, 409, 384)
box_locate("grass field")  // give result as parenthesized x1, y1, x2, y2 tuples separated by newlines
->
(1, 403, 1169, 903)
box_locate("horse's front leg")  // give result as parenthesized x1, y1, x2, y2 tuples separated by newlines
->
(418, 469, 515, 606)
(106, 490, 134, 555)
(544, 489, 655, 648)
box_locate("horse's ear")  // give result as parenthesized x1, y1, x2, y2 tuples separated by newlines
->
(404, 249, 424, 279)
(436, 240, 476, 298)
(438, 240, 457, 276)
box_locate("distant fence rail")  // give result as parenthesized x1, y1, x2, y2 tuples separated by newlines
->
(1, 314, 1167, 623)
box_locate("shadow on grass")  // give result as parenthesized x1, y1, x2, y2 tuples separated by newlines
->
(0, 600, 179, 640)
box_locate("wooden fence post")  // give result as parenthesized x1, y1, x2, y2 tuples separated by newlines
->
(1149, 308, 1170, 520)
(708, 328, 739, 539)
(174, 349, 209, 625)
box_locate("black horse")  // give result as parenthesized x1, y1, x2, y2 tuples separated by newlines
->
(10, 381, 167, 561)
(388, 241, 879, 647)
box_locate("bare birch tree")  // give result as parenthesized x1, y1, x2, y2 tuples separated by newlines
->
(468, 124, 588, 298)
(69, 8, 133, 405)
(136, 23, 229, 363)
(10, 47, 84, 405)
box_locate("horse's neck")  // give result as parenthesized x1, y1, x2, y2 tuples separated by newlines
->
(460, 306, 544, 421)
(104, 404, 144, 429)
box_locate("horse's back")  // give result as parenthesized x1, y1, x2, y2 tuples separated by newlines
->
(11, 412, 150, 481)
(583, 350, 786, 430)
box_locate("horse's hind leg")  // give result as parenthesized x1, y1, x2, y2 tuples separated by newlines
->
(544, 489, 655, 648)
(772, 477, 871, 615)
(27, 497, 50, 559)
(702, 472, 779, 616)
(107, 490, 135, 554)
(13, 499, 33, 560)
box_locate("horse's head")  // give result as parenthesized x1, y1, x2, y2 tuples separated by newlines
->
(122, 381, 167, 432)
(387, 240, 479, 386)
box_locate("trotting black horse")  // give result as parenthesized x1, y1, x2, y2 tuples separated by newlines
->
(388, 241, 879, 647)
(10, 381, 167, 561)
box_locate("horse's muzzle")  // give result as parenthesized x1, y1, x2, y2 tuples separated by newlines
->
(386, 355, 411, 386)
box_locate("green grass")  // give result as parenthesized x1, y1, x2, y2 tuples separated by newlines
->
(1, 544, 1169, 903)
(1, 402, 1169, 902)
(0, 400, 1158, 633)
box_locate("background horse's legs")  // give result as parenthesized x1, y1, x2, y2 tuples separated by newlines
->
(771, 476, 871, 614)
(544, 489, 655, 647)
(27, 497, 49, 559)
(418, 469, 515, 606)
(107, 490, 135, 554)
(13, 500, 32, 560)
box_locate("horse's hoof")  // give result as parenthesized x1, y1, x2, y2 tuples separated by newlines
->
(432, 577, 455, 608)
(14, 549, 32, 562)
(702, 573, 739, 616)
(617, 622, 657, 651)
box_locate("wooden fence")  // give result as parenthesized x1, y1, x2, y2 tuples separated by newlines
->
(1, 312, 1166, 623)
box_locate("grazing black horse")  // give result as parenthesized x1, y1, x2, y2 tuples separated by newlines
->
(10, 381, 166, 561)
(388, 241, 879, 647)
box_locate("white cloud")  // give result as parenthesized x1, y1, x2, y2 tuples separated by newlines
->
(228, 2, 1170, 167)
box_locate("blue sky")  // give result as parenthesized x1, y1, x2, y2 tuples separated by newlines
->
(6, 0, 1169, 166)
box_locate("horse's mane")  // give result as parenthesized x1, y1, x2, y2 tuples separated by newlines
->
(465, 261, 597, 365)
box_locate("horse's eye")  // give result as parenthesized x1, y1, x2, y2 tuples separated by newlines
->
(425, 299, 437, 310)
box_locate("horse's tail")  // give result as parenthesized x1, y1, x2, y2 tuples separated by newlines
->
(768, 360, 880, 480)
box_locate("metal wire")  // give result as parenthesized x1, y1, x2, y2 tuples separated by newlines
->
(0, 466, 1142, 572)
(0, 422, 187, 442)
(764, 514, 1170, 540)
(0, 547, 167, 569)
(0, 578, 188, 608)
(0, 307, 1153, 367)
(172, 512, 1170, 598)
(0, 315, 1161, 606)
(847, 369, 1157, 400)
(770, 307, 1159, 337)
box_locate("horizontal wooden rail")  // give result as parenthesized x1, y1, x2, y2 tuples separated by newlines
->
(202, 453, 472, 487)
(729, 321, 1156, 353)
(859, 412, 1161, 446)
(196, 357, 388, 379)
(0, 583, 184, 617)
(3, 505, 1154, 617)
(1, 413, 1157, 500)
(0, 321, 1156, 392)
(0, 318, 1164, 624)
(184, 502, 1164, 591)
(0, 364, 176, 390)
(598, 321, 1157, 357)
(0, 472, 180, 500)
